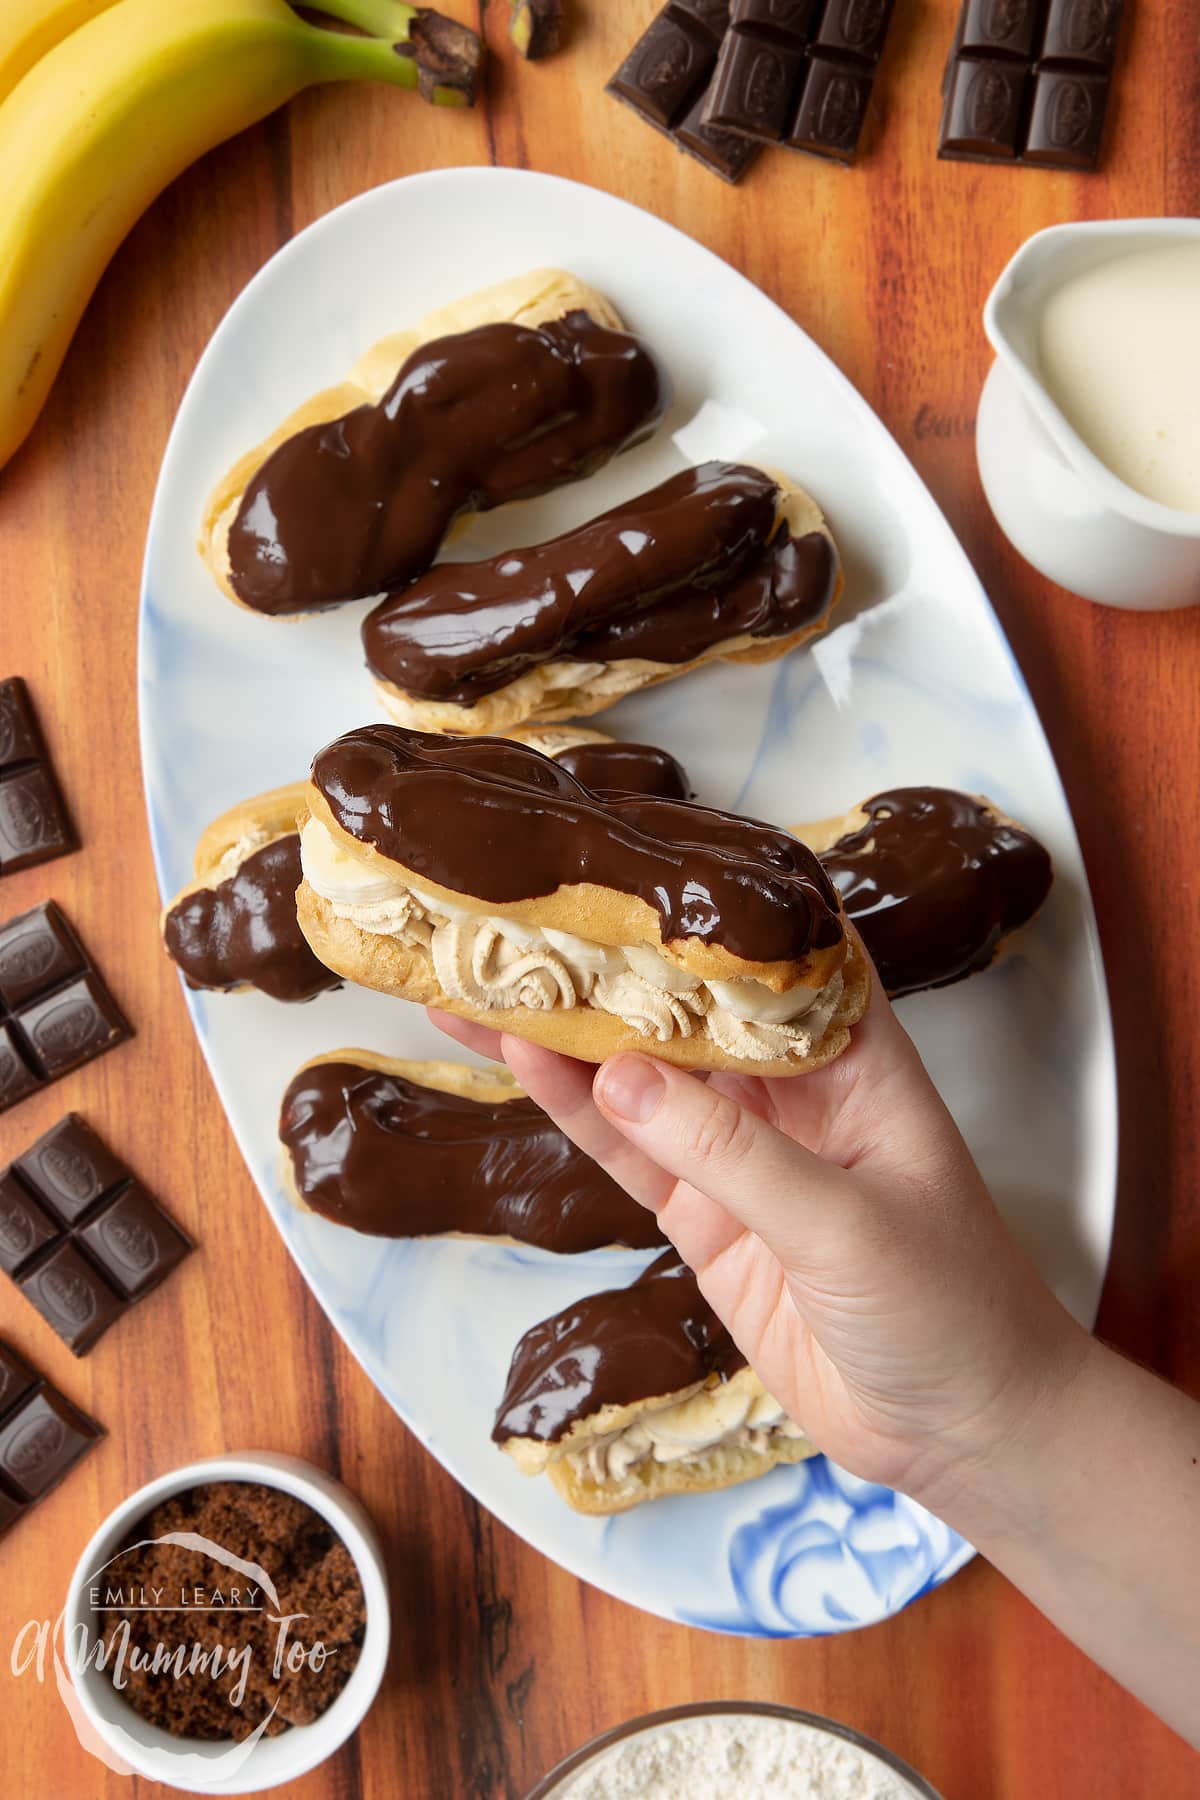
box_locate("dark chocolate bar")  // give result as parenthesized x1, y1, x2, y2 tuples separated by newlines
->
(0, 1114, 192, 1354)
(702, 0, 895, 162)
(0, 903, 131, 1114)
(939, 0, 1124, 169)
(0, 679, 76, 876)
(0, 1338, 103, 1533)
(606, 2, 764, 184)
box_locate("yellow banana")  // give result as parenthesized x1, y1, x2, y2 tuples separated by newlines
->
(0, 0, 123, 105)
(0, 0, 483, 471)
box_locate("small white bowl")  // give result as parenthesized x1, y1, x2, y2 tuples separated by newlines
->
(977, 217, 1200, 611)
(62, 1451, 390, 1795)
(525, 1702, 943, 1798)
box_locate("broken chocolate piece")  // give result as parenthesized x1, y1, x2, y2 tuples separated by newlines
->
(0, 1378, 103, 1505)
(0, 680, 76, 877)
(0, 1113, 193, 1353)
(606, 2, 764, 184)
(939, 0, 1124, 168)
(0, 904, 132, 1115)
(703, 0, 896, 162)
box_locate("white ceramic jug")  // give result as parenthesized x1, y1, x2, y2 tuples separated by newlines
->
(976, 218, 1200, 611)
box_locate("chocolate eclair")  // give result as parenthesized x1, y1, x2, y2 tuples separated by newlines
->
(295, 725, 870, 1075)
(200, 269, 669, 616)
(161, 783, 338, 1004)
(797, 788, 1053, 999)
(494, 1250, 816, 1514)
(364, 461, 841, 734)
(506, 724, 693, 801)
(279, 1050, 663, 1252)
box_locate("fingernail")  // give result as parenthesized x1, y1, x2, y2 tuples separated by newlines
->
(595, 1055, 665, 1124)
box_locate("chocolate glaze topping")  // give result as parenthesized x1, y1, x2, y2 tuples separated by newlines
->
(493, 1250, 744, 1444)
(820, 788, 1053, 998)
(552, 740, 692, 801)
(226, 313, 669, 615)
(363, 462, 837, 703)
(163, 835, 338, 1004)
(311, 725, 843, 964)
(279, 1060, 663, 1252)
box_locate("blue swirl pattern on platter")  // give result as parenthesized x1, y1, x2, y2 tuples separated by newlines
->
(683, 1463, 972, 1637)
(137, 168, 1116, 1639)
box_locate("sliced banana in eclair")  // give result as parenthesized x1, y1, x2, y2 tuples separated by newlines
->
(493, 1250, 817, 1515)
(795, 787, 1053, 999)
(278, 1049, 663, 1252)
(294, 724, 870, 1076)
(364, 461, 841, 735)
(200, 268, 669, 617)
(161, 782, 339, 1004)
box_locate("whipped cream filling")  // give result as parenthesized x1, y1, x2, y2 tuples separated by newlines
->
(300, 816, 844, 1062)
(568, 1378, 809, 1490)
(211, 826, 276, 881)
(375, 654, 669, 727)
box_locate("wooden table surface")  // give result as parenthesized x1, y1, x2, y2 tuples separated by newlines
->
(2, 1, 1198, 1794)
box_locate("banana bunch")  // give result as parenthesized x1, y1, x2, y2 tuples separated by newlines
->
(0, 0, 484, 470)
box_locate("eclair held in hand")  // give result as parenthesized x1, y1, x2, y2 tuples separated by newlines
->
(295, 725, 870, 1075)
(796, 787, 1053, 999)
(200, 269, 669, 616)
(365, 461, 841, 734)
(162, 782, 338, 1003)
(279, 1050, 663, 1252)
(493, 1250, 816, 1514)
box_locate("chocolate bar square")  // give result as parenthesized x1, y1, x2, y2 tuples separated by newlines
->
(706, 31, 805, 138)
(0, 1383, 103, 1503)
(940, 55, 1028, 158)
(609, 9, 720, 128)
(812, 0, 896, 63)
(0, 767, 75, 874)
(18, 1241, 129, 1355)
(0, 1024, 40, 1110)
(674, 93, 765, 179)
(1039, 0, 1122, 69)
(0, 1341, 40, 1418)
(0, 680, 76, 877)
(959, 0, 1041, 58)
(0, 1171, 59, 1276)
(787, 51, 875, 159)
(0, 682, 40, 767)
(14, 1113, 128, 1223)
(1023, 66, 1109, 165)
(80, 1182, 194, 1302)
(0, 902, 84, 1008)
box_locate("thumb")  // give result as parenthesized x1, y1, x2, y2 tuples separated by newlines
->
(592, 1054, 865, 1272)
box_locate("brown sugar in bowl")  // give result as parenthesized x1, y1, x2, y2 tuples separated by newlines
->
(62, 1452, 390, 1793)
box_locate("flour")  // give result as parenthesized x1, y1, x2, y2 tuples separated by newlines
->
(554, 1713, 925, 1800)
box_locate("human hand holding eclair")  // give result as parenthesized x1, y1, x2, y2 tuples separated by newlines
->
(432, 985, 1084, 1499)
(431, 984, 1200, 1750)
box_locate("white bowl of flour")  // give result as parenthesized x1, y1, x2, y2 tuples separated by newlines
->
(526, 1702, 942, 1800)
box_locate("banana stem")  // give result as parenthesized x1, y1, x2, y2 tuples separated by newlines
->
(305, 6, 484, 106)
(309, 0, 416, 38)
(307, 5, 485, 104)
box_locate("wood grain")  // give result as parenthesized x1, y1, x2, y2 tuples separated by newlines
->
(2, 2, 1198, 1795)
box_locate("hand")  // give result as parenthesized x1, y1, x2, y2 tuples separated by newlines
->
(429, 989, 1093, 1513)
